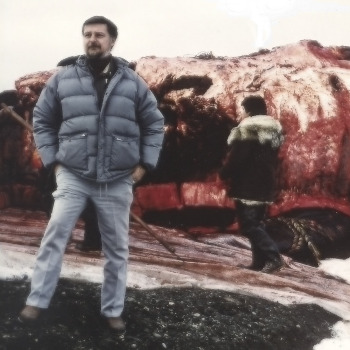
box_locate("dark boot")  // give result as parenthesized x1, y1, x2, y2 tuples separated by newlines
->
(103, 316, 126, 334)
(18, 305, 42, 324)
(261, 256, 284, 273)
(248, 244, 265, 270)
(236, 201, 281, 272)
(75, 240, 102, 251)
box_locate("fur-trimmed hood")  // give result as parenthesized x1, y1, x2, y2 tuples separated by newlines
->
(227, 115, 283, 149)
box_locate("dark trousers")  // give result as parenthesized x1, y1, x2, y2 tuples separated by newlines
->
(80, 201, 102, 248)
(235, 200, 280, 266)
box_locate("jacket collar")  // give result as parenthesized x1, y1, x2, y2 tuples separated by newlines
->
(76, 55, 129, 71)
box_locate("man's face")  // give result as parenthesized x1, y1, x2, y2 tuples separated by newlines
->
(83, 23, 116, 59)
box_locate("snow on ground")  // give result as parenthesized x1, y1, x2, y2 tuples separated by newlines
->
(319, 258, 350, 284)
(314, 321, 350, 350)
(312, 258, 350, 349)
(1, 246, 349, 349)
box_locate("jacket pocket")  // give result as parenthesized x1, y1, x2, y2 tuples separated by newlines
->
(57, 133, 88, 170)
(109, 136, 140, 170)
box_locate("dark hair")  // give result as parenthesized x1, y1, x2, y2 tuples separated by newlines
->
(82, 16, 118, 39)
(241, 96, 267, 116)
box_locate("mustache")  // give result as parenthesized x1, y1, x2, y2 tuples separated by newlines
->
(88, 44, 101, 49)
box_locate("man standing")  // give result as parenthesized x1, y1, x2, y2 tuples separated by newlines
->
(19, 16, 164, 333)
(220, 96, 283, 273)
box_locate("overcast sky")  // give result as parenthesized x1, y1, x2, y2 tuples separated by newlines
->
(1, 0, 350, 91)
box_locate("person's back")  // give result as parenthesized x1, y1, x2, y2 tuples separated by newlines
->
(221, 114, 283, 203)
(220, 96, 284, 274)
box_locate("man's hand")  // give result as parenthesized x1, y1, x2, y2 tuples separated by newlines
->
(132, 165, 146, 184)
(54, 163, 60, 174)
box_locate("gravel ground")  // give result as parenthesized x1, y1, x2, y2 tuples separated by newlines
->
(0, 278, 340, 350)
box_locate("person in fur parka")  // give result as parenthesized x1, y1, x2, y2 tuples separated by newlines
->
(220, 96, 284, 273)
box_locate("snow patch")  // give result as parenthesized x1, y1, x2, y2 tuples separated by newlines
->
(314, 321, 350, 350)
(319, 258, 350, 285)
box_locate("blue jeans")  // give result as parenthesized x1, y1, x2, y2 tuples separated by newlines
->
(26, 165, 133, 317)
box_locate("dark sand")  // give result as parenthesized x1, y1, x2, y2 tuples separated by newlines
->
(0, 278, 340, 350)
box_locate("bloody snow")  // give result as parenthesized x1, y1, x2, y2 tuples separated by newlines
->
(0, 207, 350, 349)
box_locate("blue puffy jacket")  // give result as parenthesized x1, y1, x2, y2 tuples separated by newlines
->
(33, 56, 164, 182)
